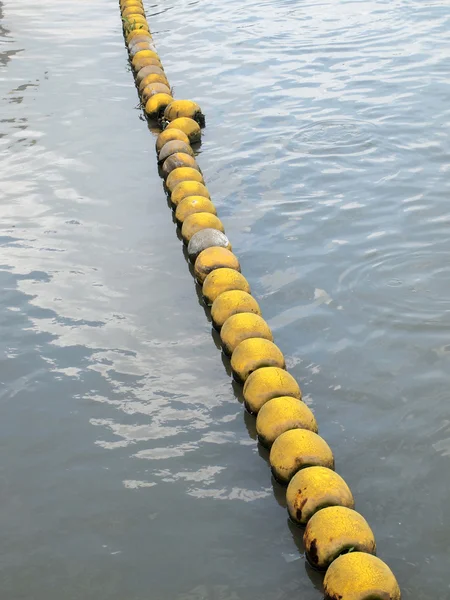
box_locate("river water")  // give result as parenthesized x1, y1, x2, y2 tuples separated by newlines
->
(1, 0, 449, 598)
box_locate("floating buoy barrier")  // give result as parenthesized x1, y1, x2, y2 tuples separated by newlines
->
(142, 83, 171, 104)
(324, 553, 401, 600)
(118, 1, 402, 597)
(286, 466, 354, 526)
(166, 117, 202, 143)
(182, 213, 224, 244)
(210, 290, 261, 331)
(231, 338, 286, 383)
(243, 366, 301, 414)
(166, 167, 204, 192)
(303, 506, 376, 570)
(158, 140, 195, 163)
(170, 181, 210, 207)
(136, 65, 165, 86)
(193, 247, 240, 285)
(162, 153, 200, 178)
(188, 230, 232, 264)
(269, 428, 334, 485)
(202, 268, 248, 305)
(175, 197, 217, 225)
(256, 396, 318, 448)
(220, 313, 273, 357)
(156, 128, 190, 152)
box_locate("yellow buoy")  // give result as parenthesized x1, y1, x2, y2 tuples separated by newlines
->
(162, 153, 200, 178)
(202, 268, 248, 305)
(231, 338, 285, 383)
(269, 429, 334, 485)
(132, 48, 160, 64)
(324, 553, 401, 600)
(156, 129, 190, 153)
(243, 367, 301, 415)
(132, 49, 161, 69)
(126, 22, 150, 33)
(304, 506, 376, 570)
(122, 3, 144, 12)
(128, 35, 153, 47)
(158, 140, 195, 163)
(122, 3, 144, 13)
(123, 14, 148, 27)
(164, 100, 205, 126)
(122, 2, 144, 10)
(141, 82, 171, 103)
(181, 213, 224, 245)
(166, 167, 204, 193)
(171, 181, 210, 207)
(120, 0, 143, 7)
(256, 396, 318, 448)
(211, 290, 261, 331)
(124, 21, 150, 35)
(220, 314, 273, 357)
(126, 27, 151, 43)
(133, 56, 162, 72)
(166, 117, 201, 144)
(126, 23, 150, 34)
(129, 41, 156, 57)
(175, 196, 216, 224)
(194, 247, 240, 284)
(145, 93, 174, 119)
(139, 73, 168, 92)
(286, 466, 354, 526)
(136, 65, 165, 86)
(188, 230, 231, 263)
(122, 5, 145, 17)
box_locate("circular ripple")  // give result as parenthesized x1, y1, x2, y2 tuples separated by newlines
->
(291, 118, 377, 157)
(337, 245, 450, 329)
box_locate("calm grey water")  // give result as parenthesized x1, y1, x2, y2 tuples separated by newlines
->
(1, 0, 449, 598)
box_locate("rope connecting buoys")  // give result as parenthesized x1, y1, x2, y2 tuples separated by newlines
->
(119, 1, 402, 597)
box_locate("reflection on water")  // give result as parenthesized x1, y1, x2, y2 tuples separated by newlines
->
(0, 0, 449, 599)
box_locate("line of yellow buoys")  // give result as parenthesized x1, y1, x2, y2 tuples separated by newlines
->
(119, 2, 402, 598)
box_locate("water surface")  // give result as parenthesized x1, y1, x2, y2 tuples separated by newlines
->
(1, 0, 449, 598)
